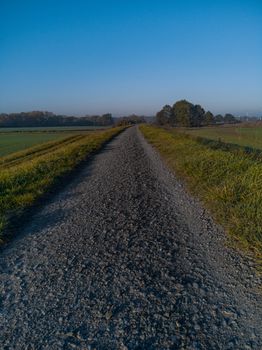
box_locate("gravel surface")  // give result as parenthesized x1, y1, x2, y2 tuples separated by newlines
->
(0, 126, 261, 349)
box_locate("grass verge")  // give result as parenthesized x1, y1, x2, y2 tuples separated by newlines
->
(0, 127, 125, 243)
(140, 124, 262, 260)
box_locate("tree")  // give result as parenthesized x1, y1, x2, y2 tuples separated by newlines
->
(155, 100, 217, 127)
(171, 100, 193, 126)
(0, 111, 114, 127)
(172, 100, 205, 127)
(224, 113, 237, 123)
(203, 111, 214, 125)
(214, 114, 224, 123)
(156, 105, 172, 125)
(193, 104, 205, 126)
(100, 113, 113, 126)
(115, 115, 145, 126)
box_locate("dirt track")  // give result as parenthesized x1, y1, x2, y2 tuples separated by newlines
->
(0, 126, 261, 349)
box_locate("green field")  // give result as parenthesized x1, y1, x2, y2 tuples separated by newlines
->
(0, 125, 107, 132)
(184, 125, 262, 150)
(0, 132, 76, 157)
(140, 125, 262, 260)
(0, 127, 124, 242)
(0, 126, 111, 157)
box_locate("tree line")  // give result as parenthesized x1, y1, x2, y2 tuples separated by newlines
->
(156, 100, 238, 127)
(0, 111, 114, 127)
(115, 115, 146, 126)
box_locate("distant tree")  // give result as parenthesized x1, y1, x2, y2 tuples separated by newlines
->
(172, 100, 205, 127)
(214, 114, 224, 123)
(203, 111, 214, 125)
(156, 105, 172, 125)
(155, 100, 224, 127)
(171, 100, 193, 127)
(0, 111, 114, 127)
(224, 113, 237, 124)
(193, 104, 206, 126)
(115, 115, 145, 126)
(100, 113, 113, 126)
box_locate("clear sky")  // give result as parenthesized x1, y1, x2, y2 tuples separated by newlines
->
(0, 0, 261, 116)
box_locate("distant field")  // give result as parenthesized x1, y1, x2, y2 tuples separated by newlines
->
(0, 126, 110, 157)
(0, 125, 108, 132)
(0, 132, 75, 157)
(184, 125, 262, 150)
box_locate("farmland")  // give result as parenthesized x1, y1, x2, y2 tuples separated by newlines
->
(184, 124, 262, 150)
(0, 132, 76, 157)
(0, 126, 109, 157)
(0, 126, 124, 241)
(140, 124, 262, 258)
(0, 125, 108, 132)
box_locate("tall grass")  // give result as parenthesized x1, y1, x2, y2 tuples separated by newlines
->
(0, 127, 124, 242)
(140, 125, 262, 258)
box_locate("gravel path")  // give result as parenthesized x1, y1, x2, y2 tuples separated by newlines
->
(0, 126, 261, 349)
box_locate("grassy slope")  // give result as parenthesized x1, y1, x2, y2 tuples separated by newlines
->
(140, 125, 262, 259)
(0, 127, 124, 242)
(185, 125, 262, 150)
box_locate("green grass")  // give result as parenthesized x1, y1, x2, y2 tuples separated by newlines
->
(140, 124, 262, 259)
(0, 127, 124, 242)
(184, 125, 262, 150)
(0, 132, 77, 157)
(0, 125, 108, 132)
(0, 126, 110, 157)
(0, 134, 87, 168)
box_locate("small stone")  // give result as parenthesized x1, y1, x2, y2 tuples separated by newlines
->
(192, 282, 199, 289)
(194, 324, 201, 331)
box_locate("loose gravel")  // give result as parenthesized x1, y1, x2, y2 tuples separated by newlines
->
(0, 126, 261, 349)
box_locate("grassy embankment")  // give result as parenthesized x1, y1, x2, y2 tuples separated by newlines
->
(140, 124, 262, 260)
(0, 127, 124, 242)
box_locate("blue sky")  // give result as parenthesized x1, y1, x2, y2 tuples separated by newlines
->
(0, 0, 261, 116)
